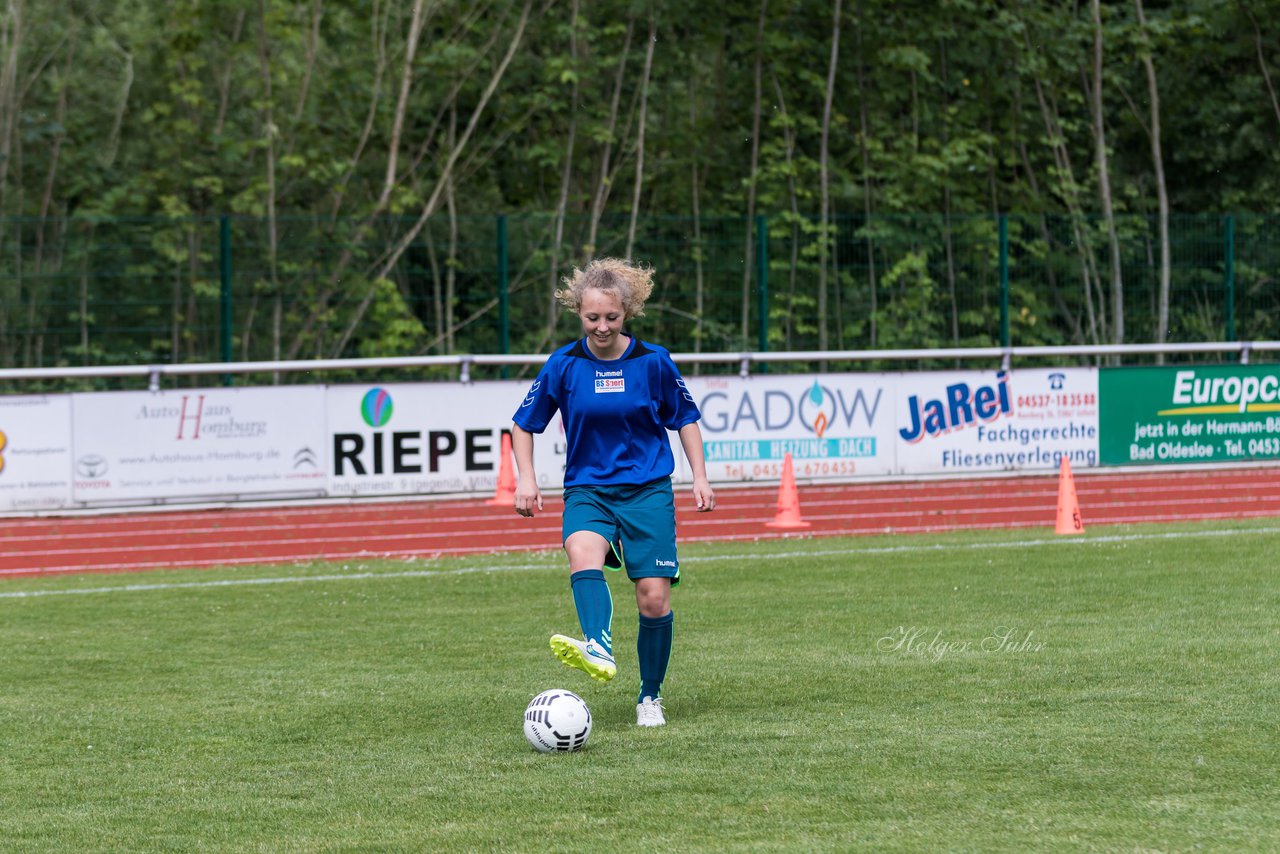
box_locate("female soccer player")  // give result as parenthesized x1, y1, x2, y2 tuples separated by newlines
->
(511, 258, 715, 727)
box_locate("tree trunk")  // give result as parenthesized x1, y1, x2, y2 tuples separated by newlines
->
(289, 0, 425, 356)
(1018, 135, 1083, 344)
(171, 266, 183, 362)
(257, 0, 282, 377)
(770, 68, 801, 351)
(332, 0, 534, 357)
(1244, 7, 1280, 129)
(943, 190, 959, 349)
(329, 0, 388, 219)
(1021, 23, 1102, 345)
(0, 0, 25, 212)
(241, 293, 257, 360)
(34, 32, 72, 274)
(585, 17, 634, 260)
(186, 229, 200, 360)
(214, 11, 247, 138)
(689, 72, 705, 359)
(378, 0, 427, 214)
(26, 26, 72, 368)
(98, 24, 133, 170)
(78, 223, 92, 363)
(289, 0, 323, 130)
(1135, 0, 1170, 359)
(1091, 0, 1124, 346)
(741, 0, 767, 348)
(426, 228, 443, 347)
(938, 38, 959, 351)
(625, 13, 656, 260)
(445, 104, 458, 354)
(546, 0, 580, 343)
(818, 0, 842, 355)
(855, 0, 877, 347)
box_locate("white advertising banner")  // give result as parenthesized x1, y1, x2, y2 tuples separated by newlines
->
(893, 367, 1099, 474)
(0, 394, 73, 512)
(681, 373, 897, 482)
(70, 386, 329, 502)
(326, 381, 563, 496)
(1, 366, 1103, 515)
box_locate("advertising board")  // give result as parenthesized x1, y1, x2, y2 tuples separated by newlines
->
(327, 381, 563, 497)
(894, 368, 1099, 475)
(70, 386, 329, 502)
(1100, 365, 1280, 465)
(0, 394, 73, 512)
(0, 363, 1126, 513)
(682, 373, 894, 481)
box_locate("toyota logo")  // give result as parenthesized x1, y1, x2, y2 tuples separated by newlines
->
(76, 454, 108, 478)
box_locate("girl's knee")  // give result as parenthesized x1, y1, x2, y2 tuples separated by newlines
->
(563, 531, 610, 571)
(635, 578, 671, 618)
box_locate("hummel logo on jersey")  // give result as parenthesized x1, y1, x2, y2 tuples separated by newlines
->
(595, 372, 625, 394)
(655, 559, 677, 568)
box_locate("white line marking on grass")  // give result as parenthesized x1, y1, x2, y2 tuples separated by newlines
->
(3, 525, 1277, 600)
(0, 561, 560, 599)
(690, 525, 1280, 560)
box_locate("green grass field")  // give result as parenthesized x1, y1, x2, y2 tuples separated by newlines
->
(2, 521, 1278, 852)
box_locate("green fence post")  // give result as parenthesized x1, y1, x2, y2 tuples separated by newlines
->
(756, 213, 768, 360)
(220, 215, 233, 386)
(998, 213, 1010, 349)
(1224, 214, 1236, 342)
(497, 213, 510, 378)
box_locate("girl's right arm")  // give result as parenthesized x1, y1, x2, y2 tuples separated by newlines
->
(511, 423, 543, 517)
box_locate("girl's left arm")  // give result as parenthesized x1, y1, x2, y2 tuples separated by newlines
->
(678, 422, 716, 512)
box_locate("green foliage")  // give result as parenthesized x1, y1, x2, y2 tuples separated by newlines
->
(872, 250, 944, 348)
(355, 278, 428, 358)
(4, 0, 1280, 368)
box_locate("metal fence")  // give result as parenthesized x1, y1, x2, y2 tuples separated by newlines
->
(2, 213, 1276, 386)
(4, 343, 1278, 395)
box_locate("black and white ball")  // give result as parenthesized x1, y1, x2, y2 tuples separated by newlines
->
(524, 689, 592, 753)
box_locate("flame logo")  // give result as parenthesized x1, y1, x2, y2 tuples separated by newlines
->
(809, 381, 828, 438)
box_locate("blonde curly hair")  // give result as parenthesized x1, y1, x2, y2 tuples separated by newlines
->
(555, 258, 655, 320)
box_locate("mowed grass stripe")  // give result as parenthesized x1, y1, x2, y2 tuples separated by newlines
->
(4, 521, 1280, 600)
(1, 520, 1277, 851)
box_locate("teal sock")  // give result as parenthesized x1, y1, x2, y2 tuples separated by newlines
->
(570, 569, 613, 655)
(637, 610, 674, 703)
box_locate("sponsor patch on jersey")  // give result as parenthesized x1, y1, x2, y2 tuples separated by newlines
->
(595, 377, 625, 393)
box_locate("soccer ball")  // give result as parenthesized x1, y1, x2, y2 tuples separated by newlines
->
(523, 689, 592, 753)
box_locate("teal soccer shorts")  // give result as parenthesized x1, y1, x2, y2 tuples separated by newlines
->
(562, 478, 680, 585)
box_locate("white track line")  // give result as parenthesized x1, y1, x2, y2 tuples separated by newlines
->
(7, 505, 1280, 574)
(3, 525, 1277, 600)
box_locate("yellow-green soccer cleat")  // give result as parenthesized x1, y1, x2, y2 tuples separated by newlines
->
(549, 634, 617, 683)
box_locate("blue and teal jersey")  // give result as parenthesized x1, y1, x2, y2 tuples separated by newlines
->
(513, 336, 701, 487)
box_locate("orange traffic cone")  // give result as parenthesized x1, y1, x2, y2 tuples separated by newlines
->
(486, 432, 517, 506)
(766, 453, 810, 529)
(1054, 457, 1084, 535)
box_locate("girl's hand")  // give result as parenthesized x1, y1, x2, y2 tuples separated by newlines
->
(692, 476, 716, 512)
(514, 478, 543, 517)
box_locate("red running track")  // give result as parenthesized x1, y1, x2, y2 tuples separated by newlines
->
(2, 466, 1279, 579)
